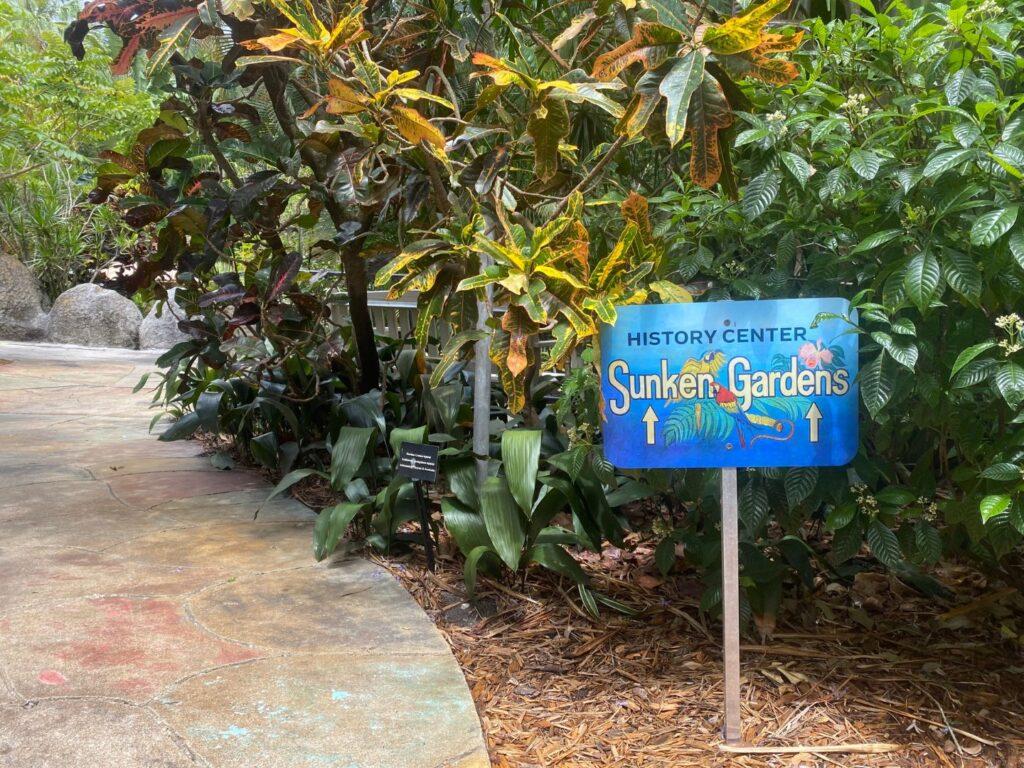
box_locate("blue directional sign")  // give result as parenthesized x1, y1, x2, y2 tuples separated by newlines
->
(599, 298, 858, 469)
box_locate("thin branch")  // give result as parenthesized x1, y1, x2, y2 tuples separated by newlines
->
(550, 134, 627, 217)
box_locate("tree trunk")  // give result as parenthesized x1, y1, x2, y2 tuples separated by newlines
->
(258, 64, 382, 393)
(341, 243, 379, 393)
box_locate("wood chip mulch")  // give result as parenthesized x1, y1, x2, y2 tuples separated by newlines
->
(374, 535, 1024, 768)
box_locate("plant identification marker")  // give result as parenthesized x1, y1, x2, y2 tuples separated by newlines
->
(599, 298, 859, 469)
(397, 442, 440, 482)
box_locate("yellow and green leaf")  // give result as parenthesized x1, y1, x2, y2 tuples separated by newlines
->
(527, 96, 570, 182)
(592, 22, 683, 81)
(615, 70, 661, 137)
(686, 73, 734, 189)
(649, 280, 693, 303)
(391, 105, 446, 150)
(325, 78, 367, 114)
(658, 50, 704, 147)
(702, 0, 792, 55)
(373, 240, 442, 287)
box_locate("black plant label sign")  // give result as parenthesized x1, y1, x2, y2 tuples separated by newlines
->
(397, 442, 439, 483)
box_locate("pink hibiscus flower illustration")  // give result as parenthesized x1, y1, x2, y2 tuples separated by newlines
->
(799, 340, 832, 368)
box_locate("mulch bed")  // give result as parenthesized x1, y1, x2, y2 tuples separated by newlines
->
(190, 434, 1024, 765)
(374, 534, 1024, 768)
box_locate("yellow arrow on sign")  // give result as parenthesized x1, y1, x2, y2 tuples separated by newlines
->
(804, 402, 823, 443)
(642, 405, 659, 445)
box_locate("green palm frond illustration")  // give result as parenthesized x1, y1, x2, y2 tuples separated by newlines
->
(664, 399, 733, 445)
(750, 395, 811, 421)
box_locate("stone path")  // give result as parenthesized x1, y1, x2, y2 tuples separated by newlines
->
(0, 342, 488, 768)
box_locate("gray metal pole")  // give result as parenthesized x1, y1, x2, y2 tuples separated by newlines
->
(720, 467, 742, 744)
(472, 254, 493, 486)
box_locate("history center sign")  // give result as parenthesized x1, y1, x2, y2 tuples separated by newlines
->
(599, 298, 859, 469)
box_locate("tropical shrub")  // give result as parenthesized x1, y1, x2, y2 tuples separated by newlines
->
(638, 0, 1024, 623)
(66, 0, 804, 609)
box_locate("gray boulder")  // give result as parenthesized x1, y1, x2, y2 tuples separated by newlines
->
(0, 253, 47, 341)
(139, 290, 190, 350)
(48, 283, 143, 348)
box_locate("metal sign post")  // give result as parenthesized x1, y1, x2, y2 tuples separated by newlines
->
(720, 467, 741, 743)
(598, 297, 859, 747)
(396, 441, 440, 572)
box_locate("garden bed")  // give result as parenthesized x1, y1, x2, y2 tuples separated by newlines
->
(376, 538, 1024, 767)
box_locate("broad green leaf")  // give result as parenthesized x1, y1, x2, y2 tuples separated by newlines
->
(922, 148, 971, 177)
(850, 228, 902, 254)
(658, 51, 704, 147)
(831, 521, 863, 565)
(741, 169, 781, 220)
(528, 543, 587, 583)
(980, 494, 1012, 523)
(464, 545, 496, 599)
(441, 499, 493, 556)
(480, 477, 525, 569)
(740, 482, 770, 532)
(159, 411, 201, 441)
(655, 536, 678, 575)
(871, 331, 918, 370)
(825, 501, 857, 533)
(866, 519, 901, 567)
(903, 250, 940, 313)
(941, 251, 981, 301)
(778, 151, 812, 187)
(951, 341, 996, 376)
(945, 68, 975, 106)
(501, 429, 542, 516)
(389, 425, 428, 459)
(849, 148, 880, 180)
(1008, 231, 1024, 269)
(313, 502, 364, 561)
(953, 121, 981, 147)
(861, 353, 893, 417)
(980, 463, 1022, 481)
(995, 362, 1024, 409)
(970, 206, 1018, 246)
(784, 466, 817, 509)
(951, 358, 996, 389)
(915, 521, 942, 564)
(330, 426, 376, 490)
(445, 458, 479, 508)
(262, 467, 325, 506)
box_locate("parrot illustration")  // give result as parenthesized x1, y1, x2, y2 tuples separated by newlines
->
(665, 350, 802, 449)
(708, 381, 793, 448)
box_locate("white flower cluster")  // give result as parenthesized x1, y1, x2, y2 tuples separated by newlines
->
(841, 92, 871, 118)
(971, 0, 1000, 17)
(996, 313, 1024, 355)
(766, 111, 788, 136)
(916, 496, 940, 517)
(995, 313, 1023, 332)
(852, 483, 878, 514)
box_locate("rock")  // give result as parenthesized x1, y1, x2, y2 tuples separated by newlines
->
(0, 253, 48, 341)
(48, 283, 142, 348)
(139, 290, 190, 349)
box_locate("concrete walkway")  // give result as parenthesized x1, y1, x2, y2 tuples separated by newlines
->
(0, 342, 488, 768)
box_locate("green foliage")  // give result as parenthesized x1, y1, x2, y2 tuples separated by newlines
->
(0, 0, 156, 297)
(645, 0, 1024, 621)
